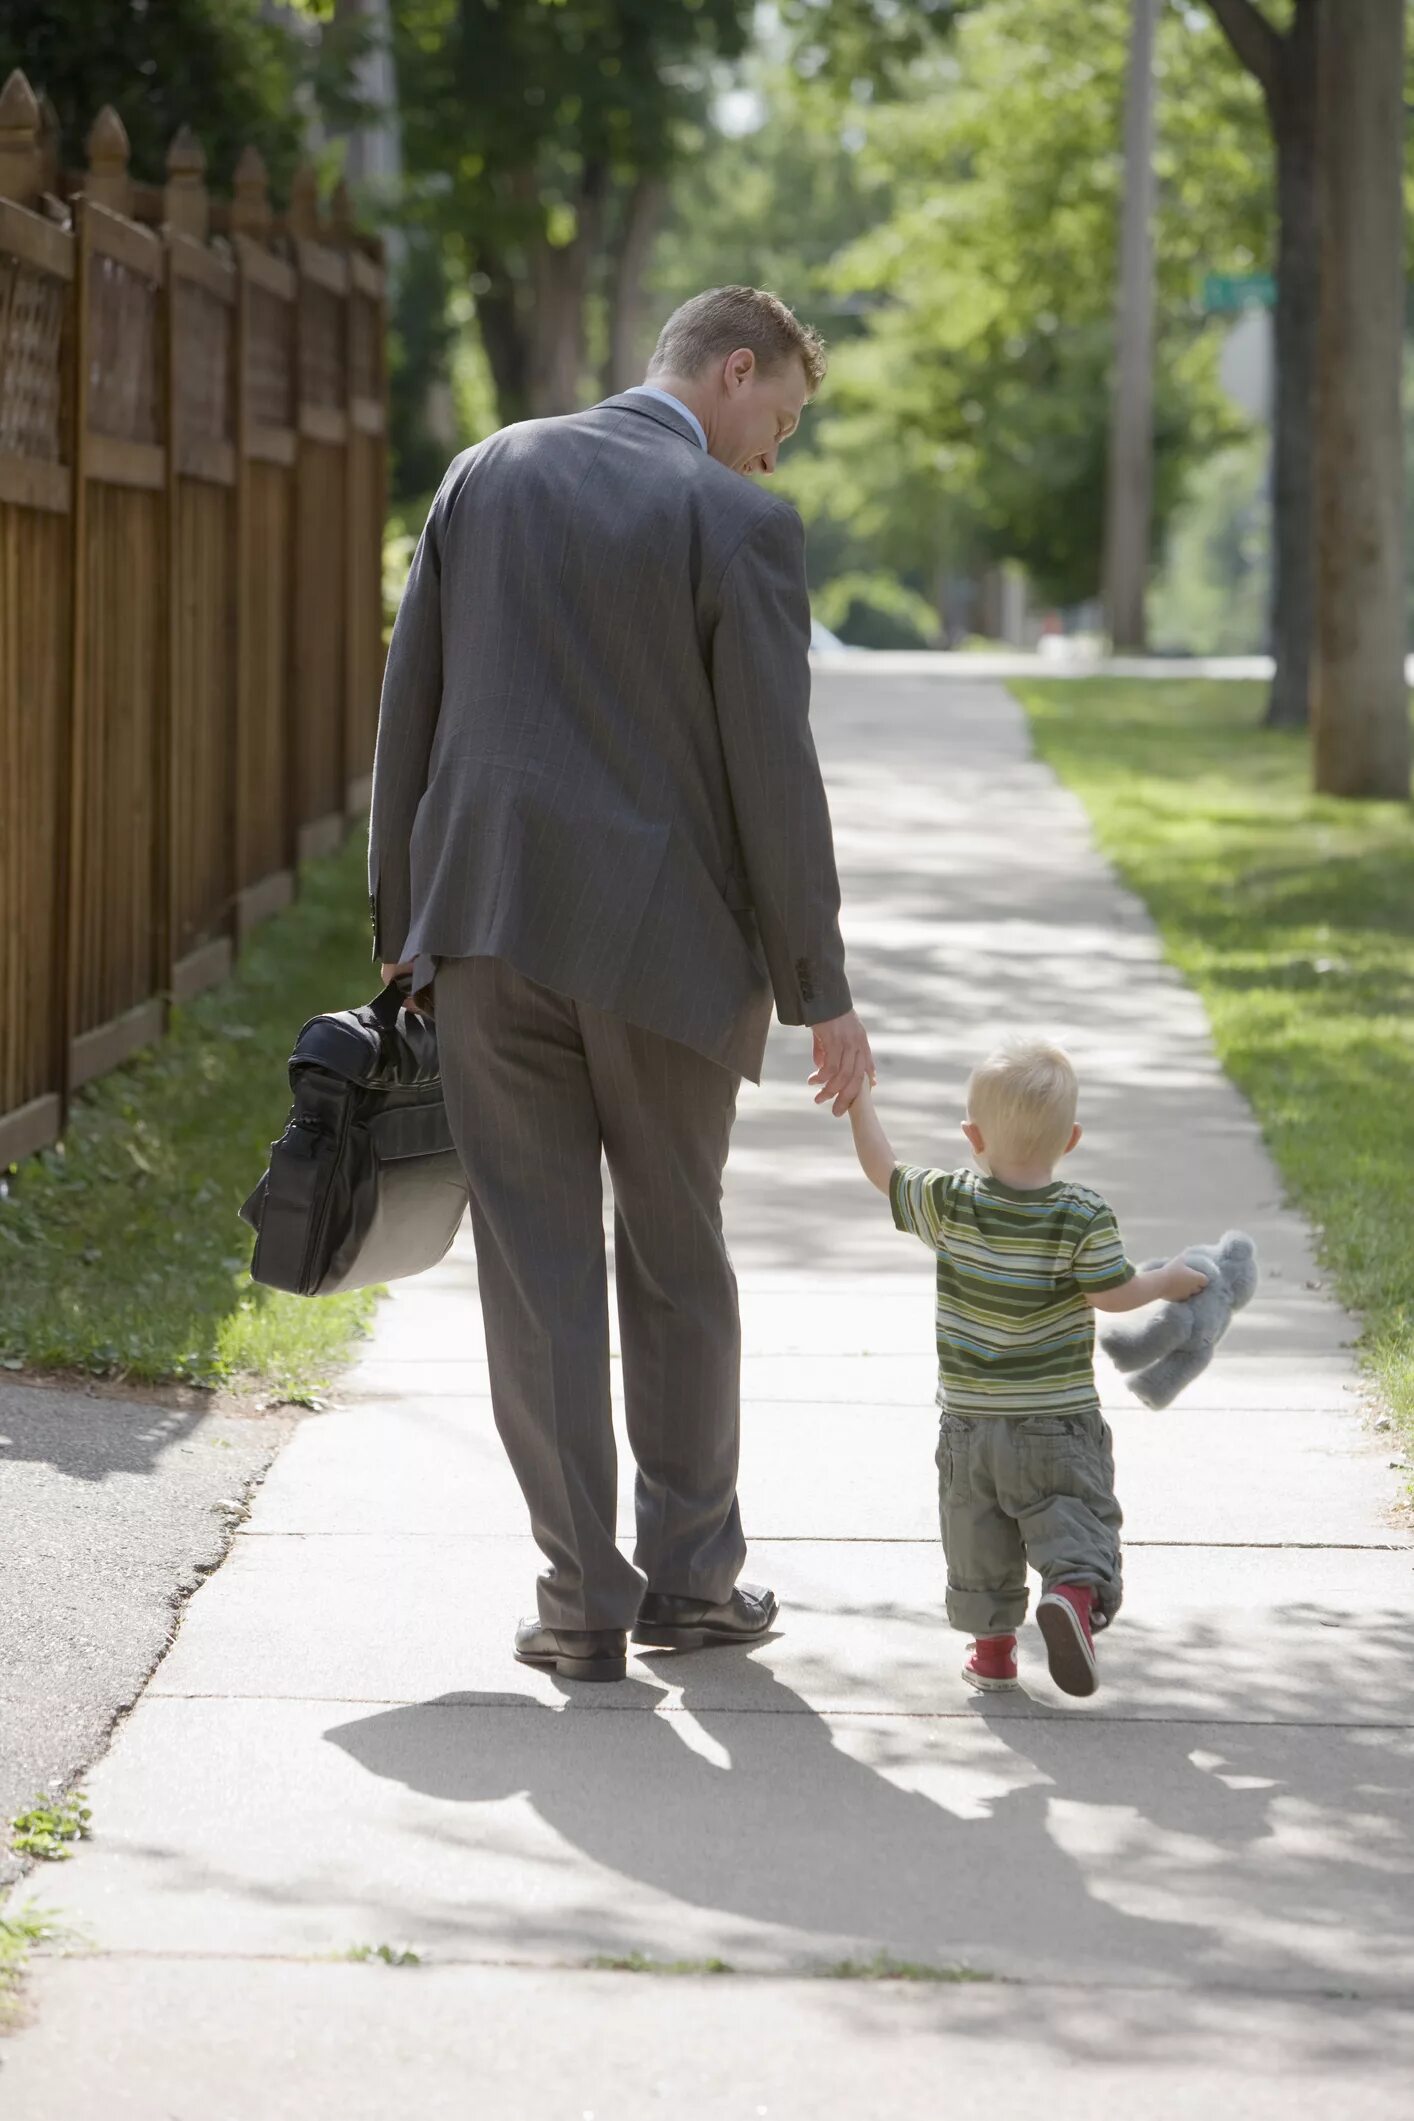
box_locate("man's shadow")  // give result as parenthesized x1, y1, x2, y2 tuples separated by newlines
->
(326, 1651, 1211, 1978)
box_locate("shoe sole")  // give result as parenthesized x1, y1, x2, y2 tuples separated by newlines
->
(961, 1667, 1021, 1693)
(514, 1648, 626, 1684)
(1036, 1597, 1099, 1698)
(632, 1601, 779, 1651)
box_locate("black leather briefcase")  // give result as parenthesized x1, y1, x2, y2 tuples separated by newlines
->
(239, 981, 467, 1297)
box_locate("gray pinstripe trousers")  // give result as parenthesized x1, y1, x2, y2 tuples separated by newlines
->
(435, 955, 747, 1631)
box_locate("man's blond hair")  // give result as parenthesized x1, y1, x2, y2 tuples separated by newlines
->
(967, 1039, 1079, 1167)
(648, 286, 827, 394)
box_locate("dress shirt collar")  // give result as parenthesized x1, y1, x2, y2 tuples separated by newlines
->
(623, 384, 708, 453)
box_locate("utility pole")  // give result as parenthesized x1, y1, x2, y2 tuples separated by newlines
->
(1102, 0, 1160, 652)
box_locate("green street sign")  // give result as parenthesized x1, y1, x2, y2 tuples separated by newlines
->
(1202, 272, 1276, 314)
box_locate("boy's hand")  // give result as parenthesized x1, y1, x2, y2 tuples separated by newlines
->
(1162, 1258, 1209, 1301)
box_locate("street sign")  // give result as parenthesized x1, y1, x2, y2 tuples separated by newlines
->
(1202, 272, 1276, 314)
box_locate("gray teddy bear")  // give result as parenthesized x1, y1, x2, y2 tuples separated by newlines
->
(1099, 1230, 1258, 1409)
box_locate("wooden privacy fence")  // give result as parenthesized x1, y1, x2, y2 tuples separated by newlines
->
(0, 73, 388, 1170)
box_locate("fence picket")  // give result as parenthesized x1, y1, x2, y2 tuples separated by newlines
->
(0, 76, 385, 1167)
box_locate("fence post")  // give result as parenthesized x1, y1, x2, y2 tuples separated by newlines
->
(288, 160, 320, 241)
(0, 67, 39, 205)
(85, 105, 132, 218)
(231, 145, 271, 244)
(164, 125, 208, 241)
(0, 70, 74, 1164)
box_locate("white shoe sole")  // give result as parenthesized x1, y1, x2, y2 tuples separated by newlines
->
(1036, 1593, 1099, 1697)
(961, 1665, 1020, 1693)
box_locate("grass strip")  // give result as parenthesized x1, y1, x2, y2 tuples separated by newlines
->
(1013, 678, 1413, 1469)
(0, 831, 381, 1400)
(0, 1906, 68, 2032)
(587, 1953, 735, 1975)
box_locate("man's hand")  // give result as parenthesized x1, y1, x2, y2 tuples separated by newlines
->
(380, 959, 426, 1014)
(808, 1010, 876, 1117)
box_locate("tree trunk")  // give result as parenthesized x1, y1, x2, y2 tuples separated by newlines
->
(1262, 2, 1318, 729)
(1312, 0, 1410, 797)
(603, 175, 666, 396)
(1101, 0, 1160, 651)
(527, 165, 607, 417)
(474, 252, 531, 429)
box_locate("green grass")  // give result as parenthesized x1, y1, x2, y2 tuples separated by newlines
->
(817, 1955, 996, 1983)
(1013, 678, 1414, 1463)
(587, 1954, 735, 1975)
(0, 831, 381, 1399)
(344, 1942, 423, 1967)
(0, 1906, 68, 2031)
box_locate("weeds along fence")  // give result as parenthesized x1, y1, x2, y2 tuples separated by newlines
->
(0, 72, 388, 1170)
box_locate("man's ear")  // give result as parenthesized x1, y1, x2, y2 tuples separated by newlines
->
(724, 346, 756, 393)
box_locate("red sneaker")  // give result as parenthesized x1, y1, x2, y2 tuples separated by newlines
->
(1036, 1585, 1099, 1697)
(962, 1634, 1019, 1692)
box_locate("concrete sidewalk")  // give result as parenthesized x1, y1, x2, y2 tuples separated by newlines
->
(3, 673, 1410, 2117)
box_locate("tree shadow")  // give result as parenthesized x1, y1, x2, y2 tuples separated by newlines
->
(0, 1378, 210, 1480)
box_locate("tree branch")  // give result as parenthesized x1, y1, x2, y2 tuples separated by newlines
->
(1203, 0, 1282, 99)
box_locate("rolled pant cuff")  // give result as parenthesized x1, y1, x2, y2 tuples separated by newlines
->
(946, 1586, 1029, 1637)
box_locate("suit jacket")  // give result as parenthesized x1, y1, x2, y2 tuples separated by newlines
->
(367, 391, 851, 1083)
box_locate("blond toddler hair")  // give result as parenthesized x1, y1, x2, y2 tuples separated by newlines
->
(967, 1039, 1079, 1167)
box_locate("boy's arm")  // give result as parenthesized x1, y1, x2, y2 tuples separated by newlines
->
(847, 1079, 897, 1195)
(1086, 1258, 1208, 1312)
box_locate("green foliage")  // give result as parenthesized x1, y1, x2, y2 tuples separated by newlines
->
(780, 0, 972, 90)
(345, 1942, 423, 1966)
(818, 1954, 996, 1982)
(389, 235, 463, 503)
(1015, 678, 1414, 1470)
(394, 0, 756, 421)
(0, 834, 380, 1399)
(0, 1906, 67, 2027)
(0, 0, 320, 191)
(9, 1792, 91, 1863)
(588, 1953, 735, 1974)
(815, 569, 942, 649)
(1150, 433, 1271, 655)
(822, 0, 1270, 604)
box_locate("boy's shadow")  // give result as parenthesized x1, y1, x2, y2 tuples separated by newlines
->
(326, 1652, 1211, 1979)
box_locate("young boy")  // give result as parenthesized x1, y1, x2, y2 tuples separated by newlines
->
(846, 1039, 1206, 1697)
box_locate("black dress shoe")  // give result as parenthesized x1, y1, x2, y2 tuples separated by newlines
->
(632, 1583, 779, 1649)
(514, 1618, 627, 1683)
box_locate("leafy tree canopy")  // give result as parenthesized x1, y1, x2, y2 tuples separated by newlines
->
(0, 0, 353, 192)
(396, 0, 753, 248)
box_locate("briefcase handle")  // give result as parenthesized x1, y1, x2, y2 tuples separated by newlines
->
(368, 978, 410, 1030)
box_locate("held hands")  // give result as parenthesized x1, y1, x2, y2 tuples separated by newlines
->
(808, 1010, 876, 1118)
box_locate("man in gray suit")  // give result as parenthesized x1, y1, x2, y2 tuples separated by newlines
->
(370, 286, 872, 1682)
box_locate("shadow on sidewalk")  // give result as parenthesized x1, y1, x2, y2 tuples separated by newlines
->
(324, 1618, 1414, 2033)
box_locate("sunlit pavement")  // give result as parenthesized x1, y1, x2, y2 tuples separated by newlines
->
(3, 670, 1410, 2119)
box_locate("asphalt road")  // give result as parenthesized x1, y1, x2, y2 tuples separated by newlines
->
(0, 1379, 291, 1884)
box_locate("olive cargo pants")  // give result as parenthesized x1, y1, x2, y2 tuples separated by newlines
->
(936, 1407, 1123, 1637)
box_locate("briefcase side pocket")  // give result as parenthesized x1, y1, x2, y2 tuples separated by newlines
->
(249, 1114, 340, 1297)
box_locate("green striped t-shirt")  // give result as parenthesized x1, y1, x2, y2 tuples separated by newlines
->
(889, 1166, 1135, 1417)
